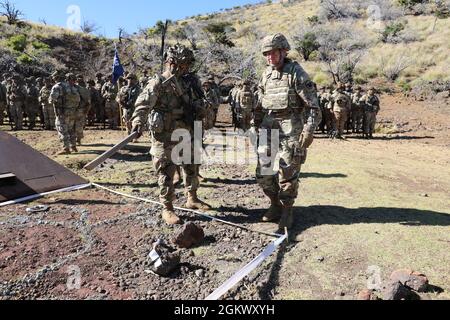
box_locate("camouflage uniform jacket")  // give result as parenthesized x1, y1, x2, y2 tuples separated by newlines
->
(255, 59, 321, 135)
(360, 94, 380, 113)
(117, 84, 141, 109)
(132, 71, 207, 156)
(101, 82, 118, 101)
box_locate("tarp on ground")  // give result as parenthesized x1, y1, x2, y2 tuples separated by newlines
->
(0, 131, 88, 202)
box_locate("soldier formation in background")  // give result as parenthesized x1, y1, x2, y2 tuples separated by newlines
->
(318, 83, 381, 140)
(0, 34, 382, 230)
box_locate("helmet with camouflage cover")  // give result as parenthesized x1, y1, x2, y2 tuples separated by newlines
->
(261, 33, 291, 55)
(51, 71, 63, 81)
(165, 44, 195, 66)
(125, 73, 137, 81)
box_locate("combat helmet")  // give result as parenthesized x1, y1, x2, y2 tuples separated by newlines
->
(65, 73, 76, 81)
(261, 33, 291, 54)
(165, 44, 195, 66)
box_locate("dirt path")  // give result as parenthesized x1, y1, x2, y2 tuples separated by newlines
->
(1, 94, 449, 300)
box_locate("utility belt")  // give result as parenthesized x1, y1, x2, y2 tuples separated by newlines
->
(262, 107, 296, 118)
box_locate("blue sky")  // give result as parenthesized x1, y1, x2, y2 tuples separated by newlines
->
(13, 0, 263, 37)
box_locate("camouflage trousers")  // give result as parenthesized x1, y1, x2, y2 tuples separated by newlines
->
(151, 140, 200, 206)
(364, 112, 377, 136)
(0, 101, 5, 125)
(105, 99, 119, 129)
(333, 110, 348, 136)
(95, 100, 105, 123)
(42, 103, 56, 130)
(75, 108, 88, 142)
(25, 102, 39, 130)
(323, 108, 334, 133)
(351, 108, 364, 133)
(256, 113, 304, 207)
(203, 106, 215, 131)
(239, 109, 253, 132)
(122, 107, 134, 134)
(9, 101, 24, 130)
(55, 110, 77, 149)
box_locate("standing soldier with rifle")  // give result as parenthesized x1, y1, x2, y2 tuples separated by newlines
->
(131, 44, 211, 225)
(360, 87, 380, 139)
(102, 77, 119, 130)
(331, 83, 352, 139)
(94, 73, 106, 125)
(117, 73, 141, 134)
(39, 77, 56, 130)
(236, 79, 255, 132)
(75, 75, 92, 145)
(254, 33, 322, 230)
(49, 72, 81, 155)
(7, 75, 27, 131)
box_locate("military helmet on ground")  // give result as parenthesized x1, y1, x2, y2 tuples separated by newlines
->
(261, 33, 291, 54)
(165, 44, 195, 65)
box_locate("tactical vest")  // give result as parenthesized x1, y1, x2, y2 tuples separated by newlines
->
(333, 92, 350, 112)
(261, 62, 301, 111)
(78, 86, 91, 110)
(64, 84, 81, 110)
(239, 90, 253, 110)
(364, 96, 379, 113)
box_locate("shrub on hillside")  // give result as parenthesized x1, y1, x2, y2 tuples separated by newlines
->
(6, 34, 27, 51)
(17, 53, 32, 64)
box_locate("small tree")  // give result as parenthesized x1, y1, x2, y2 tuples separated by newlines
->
(204, 22, 236, 47)
(294, 32, 320, 61)
(80, 20, 100, 34)
(380, 54, 411, 81)
(0, 0, 23, 25)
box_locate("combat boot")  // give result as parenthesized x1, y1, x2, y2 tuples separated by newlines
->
(262, 195, 282, 223)
(279, 206, 294, 231)
(57, 148, 71, 155)
(162, 203, 182, 225)
(71, 146, 78, 153)
(185, 191, 211, 211)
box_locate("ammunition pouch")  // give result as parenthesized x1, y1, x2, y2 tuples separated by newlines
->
(149, 110, 165, 134)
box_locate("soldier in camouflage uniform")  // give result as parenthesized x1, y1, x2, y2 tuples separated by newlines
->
(351, 86, 364, 134)
(360, 87, 380, 139)
(49, 73, 81, 155)
(254, 34, 322, 230)
(208, 75, 221, 125)
(39, 77, 56, 130)
(101, 78, 119, 129)
(331, 83, 351, 139)
(87, 80, 100, 126)
(202, 79, 220, 131)
(235, 79, 254, 132)
(131, 44, 210, 225)
(24, 77, 40, 130)
(75, 75, 92, 145)
(228, 82, 242, 130)
(117, 73, 141, 134)
(7, 75, 27, 131)
(94, 73, 105, 124)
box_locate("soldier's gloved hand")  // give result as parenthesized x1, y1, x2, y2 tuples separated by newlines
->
(131, 123, 143, 139)
(299, 132, 314, 150)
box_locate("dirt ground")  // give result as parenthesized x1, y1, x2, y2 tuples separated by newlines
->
(1, 93, 449, 300)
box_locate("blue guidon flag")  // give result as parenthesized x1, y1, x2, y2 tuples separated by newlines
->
(112, 46, 124, 84)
